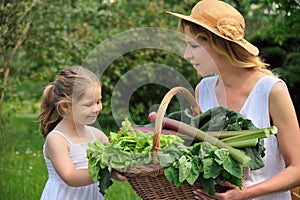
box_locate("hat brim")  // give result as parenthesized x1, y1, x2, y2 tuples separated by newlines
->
(166, 11, 259, 56)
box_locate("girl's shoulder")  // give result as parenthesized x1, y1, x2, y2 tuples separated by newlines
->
(44, 131, 71, 158)
(46, 130, 71, 145)
(87, 126, 109, 143)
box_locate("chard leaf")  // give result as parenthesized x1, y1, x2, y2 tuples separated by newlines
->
(211, 161, 222, 178)
(242, 140, 265, 170)
(223, 157, 243, 179)
(173, 171, 181, 187)
(191, 142, 201, 155)
(199, 142, 217, 159)
(198, 176, 216, 196)
(221, 171, 242, 189)
(178, 156, 192, 182)
(186, 156, 200, 185)
(202, 157, 222, 179)
(164, 165, 176, 182)
(202, 158, 214, 179)
(158, 142, 188, 167)
(214, 148, 229, 165)
(158, 153, 177, 167)
(164, 165, 181, 187)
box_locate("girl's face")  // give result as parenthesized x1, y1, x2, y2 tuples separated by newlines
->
(72, 84, 102, 125)
(183, 26, 219, 77)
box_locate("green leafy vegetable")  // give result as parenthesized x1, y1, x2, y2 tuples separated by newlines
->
(158, 141, 244, 196)
(86, 119, 184, 194)
(165, 106, 277, 170)
(87, 106, 278, 197)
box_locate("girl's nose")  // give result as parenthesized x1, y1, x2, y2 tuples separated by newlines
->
(184, 46, 193, 60)
(93, 103, 102, 114)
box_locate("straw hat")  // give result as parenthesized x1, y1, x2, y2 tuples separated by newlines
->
(167, 0, 259, 56)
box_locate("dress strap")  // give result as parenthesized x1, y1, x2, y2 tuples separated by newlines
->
(48, 130, 73, 144)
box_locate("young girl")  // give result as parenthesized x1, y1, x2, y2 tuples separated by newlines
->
(38, 66, 108, 199)
(167, 0, 300, 199)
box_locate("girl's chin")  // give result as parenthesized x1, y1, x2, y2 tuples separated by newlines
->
(85, 118, 98, 125)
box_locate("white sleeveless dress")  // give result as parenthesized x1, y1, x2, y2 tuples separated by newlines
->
(198, 75, 291, 200)
(41, 128, 104, 200)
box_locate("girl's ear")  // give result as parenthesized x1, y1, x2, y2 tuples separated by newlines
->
(60, 102, 71, 113)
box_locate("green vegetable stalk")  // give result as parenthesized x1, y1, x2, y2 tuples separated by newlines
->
(149, 112, 251, 167)
(149, 106, 278, 170)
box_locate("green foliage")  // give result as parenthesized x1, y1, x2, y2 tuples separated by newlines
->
(1, 0, 200, 125)
(1, 0, 300, 134)
(279, 52, 300, 118)
(280, 52, 300, 88)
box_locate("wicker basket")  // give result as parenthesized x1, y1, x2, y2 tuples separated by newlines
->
(125, 87, 202, 199)
(291, 187, 300, 200)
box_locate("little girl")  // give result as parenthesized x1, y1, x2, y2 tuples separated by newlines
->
(38, 66, 108, 199)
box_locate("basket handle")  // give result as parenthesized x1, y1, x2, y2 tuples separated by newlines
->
(152, 87, 201, 152)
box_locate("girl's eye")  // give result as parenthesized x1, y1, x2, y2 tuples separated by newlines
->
(191, 44, 200, 49)
(85, 104, 92, 107)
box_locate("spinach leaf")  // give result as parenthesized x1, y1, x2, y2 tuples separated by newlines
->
(186, 156, 200, 185)
(178, 155, 192, 182)
(223, 157, 243, 179)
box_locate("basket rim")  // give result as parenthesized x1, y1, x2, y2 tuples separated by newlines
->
(152, 87, 201, 154)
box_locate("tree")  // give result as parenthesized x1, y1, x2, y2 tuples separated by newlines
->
(0, 0, 40, 115)
(1, 0, 300, 127)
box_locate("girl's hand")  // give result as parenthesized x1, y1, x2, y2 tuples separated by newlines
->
(193, 182, 244, 200)
(111, 169, 127, 182)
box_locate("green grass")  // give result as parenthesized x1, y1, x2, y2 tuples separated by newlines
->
(0, 115, 141, 200)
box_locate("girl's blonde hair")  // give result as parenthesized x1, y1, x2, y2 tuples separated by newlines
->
(180, 19, 275, 76)
(37, 66, 101, 139)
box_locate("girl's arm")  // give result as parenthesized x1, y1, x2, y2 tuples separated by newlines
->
(45, 133, 94, 187)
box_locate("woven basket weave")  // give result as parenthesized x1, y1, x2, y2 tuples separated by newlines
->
(124, 87, 202, 199)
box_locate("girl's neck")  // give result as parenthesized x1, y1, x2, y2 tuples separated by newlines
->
(56, 118, 86, 135)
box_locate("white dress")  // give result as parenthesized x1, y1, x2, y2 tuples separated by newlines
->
(41, 128, 104, 200)
(198, 75, 291, 200)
